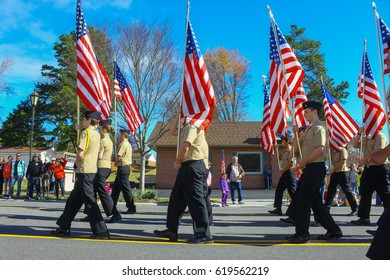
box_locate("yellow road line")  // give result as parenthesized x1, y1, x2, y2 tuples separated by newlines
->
(0, 233, 371, 247)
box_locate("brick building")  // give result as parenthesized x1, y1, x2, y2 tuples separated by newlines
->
(149, 121, 278, 189)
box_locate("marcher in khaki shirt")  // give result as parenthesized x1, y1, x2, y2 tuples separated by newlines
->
(331, 148, 349, 172)
(353, 130, 387, 166)
(116, 139, 132, 167)
(299, 119, 327, 163)
(77, 125, 100, 174)
(98, 135, 113, 169)
(180, 124, 206, 163)
(280, 145, 293, 171)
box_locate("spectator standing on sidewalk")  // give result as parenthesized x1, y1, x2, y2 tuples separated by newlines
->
(50, 157, 68, 199)
(9, 153, 26, 198)
(264, 166, 273, 190)
(26, 154, 44, 200)
(226, 156, 245, 204)
(0, 156, 5, 197)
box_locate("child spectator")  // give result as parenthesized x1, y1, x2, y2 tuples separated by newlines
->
(207, 162, 212, 196)
(3, 156, 13, 198)
(219, 173, 229, 207)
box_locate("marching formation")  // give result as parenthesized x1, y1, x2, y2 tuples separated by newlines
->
(261, 4, 390, 260)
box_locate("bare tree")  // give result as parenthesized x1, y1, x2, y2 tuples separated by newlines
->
(204, 48, 251, 121)
(116, 20, 180, 192)
(0, 57, 13, 95)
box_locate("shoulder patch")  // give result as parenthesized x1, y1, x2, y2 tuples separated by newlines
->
(81, 132, 87, 139)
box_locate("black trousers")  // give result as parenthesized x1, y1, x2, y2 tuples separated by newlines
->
(273, 169, 296, 210)
(57, 173, 107, 235)
(292, 163, 341, 237)
(0, 176, 4, 195)
(366, 204, 390, 259)
(166, 160, 210, 238)
(358, 165, 390, 220)
(111, 166, 136, 216)
(93, 168, 114, 217)
(325, 171, 358, 212)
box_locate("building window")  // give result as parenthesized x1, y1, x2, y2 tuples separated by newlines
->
(237, 152, 267, 174)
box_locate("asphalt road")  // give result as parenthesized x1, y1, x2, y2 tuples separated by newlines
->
(0, 189, 382, 260)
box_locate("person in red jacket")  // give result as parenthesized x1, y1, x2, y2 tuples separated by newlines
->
(2, 156, 13, 199)
(49, 157, 68, 199)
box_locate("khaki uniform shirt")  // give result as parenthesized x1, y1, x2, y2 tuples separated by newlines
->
(116, 139, 132, 166)
(332, 148, 348, 172)
(363, 132, 387, 166)
(77, 126, 100, 174)
(98, 135, 113, 169)
(181, 125, 206, 163)
(300, 119, 327, 163)
(280, 145, 293, 170)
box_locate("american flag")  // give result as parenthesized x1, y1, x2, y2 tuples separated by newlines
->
(181, 20, 216, 131)
(221, 149, 226, 174)
(76, 0, 110, 119)
(322, 84, 359, 151)
(260, 82, 275, 154)
(376, 12, 390, 74)
(357, 48, 386, 139)
(269, 17, 304, 135)
(114, 61, 144, 134)
(97, 58, 111, 119)
(294, 83, 310, 128)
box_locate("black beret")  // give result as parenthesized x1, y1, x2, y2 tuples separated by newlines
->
(298, 126, 308, 132)
(280, 135, 289, 142)
(302, 101, 322, 112)
(99, 119, 112, 126)
(83, 111, 101, 120)
(120, 129, 131, 134)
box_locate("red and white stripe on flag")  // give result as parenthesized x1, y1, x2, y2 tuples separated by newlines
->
(269, 17, 304, 135)
(76, 0, 110, 119)
(113, 61, 143, 134)
(357, 49, 386, 139)
(294, 83, 310, 128)
(181, 20, 216, 131)
(322, 84, 359, 151)
(260, 83, 275, 155)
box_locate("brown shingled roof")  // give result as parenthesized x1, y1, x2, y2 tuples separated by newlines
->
(0, 146, 52, 153)
(150, 121, 263, 147)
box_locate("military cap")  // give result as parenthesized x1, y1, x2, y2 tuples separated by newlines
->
(120, 128, 131, 134)
(280, 135, 289, 142)
(83, 110, 101, 120)
(302, 101, 322, 112)
(99, 119, 112, 126)
(298, 126, 308, 132)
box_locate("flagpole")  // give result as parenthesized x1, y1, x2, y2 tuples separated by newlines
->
(373, 2, 390, 138)
(320, 76, 333, 172)
(261, 74, 281, 170)
(268, 5, 302, 159)
(360, 40, 367, 159)
(113, 56, 118, 157)
(77, 96, 80, 143)
(176, 1, 191, 157)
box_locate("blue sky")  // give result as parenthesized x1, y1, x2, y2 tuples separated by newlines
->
(1, 0, 390, 128)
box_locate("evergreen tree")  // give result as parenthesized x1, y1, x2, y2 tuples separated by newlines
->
(285, 25, 349, 103)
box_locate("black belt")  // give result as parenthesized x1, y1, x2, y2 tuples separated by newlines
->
(364, 164, 385, 169)
(305, 162, 325, 167)
(181, 160, 202, 166)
